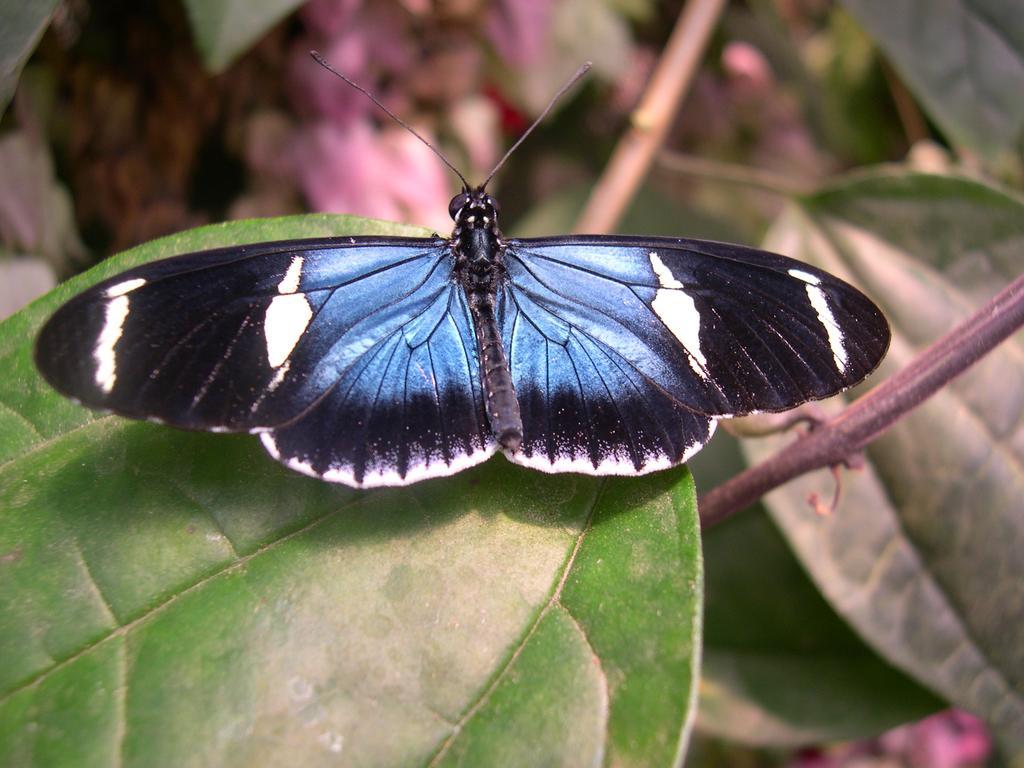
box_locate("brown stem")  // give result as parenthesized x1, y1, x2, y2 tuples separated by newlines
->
(881, 60, 929, 146)
(573, 0, 727, 234)
(699, 271, 1024, 528)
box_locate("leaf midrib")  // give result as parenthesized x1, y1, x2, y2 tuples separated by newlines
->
(424, 479, 609, 767)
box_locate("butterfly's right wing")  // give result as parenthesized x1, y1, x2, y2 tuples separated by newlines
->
(496, 234, 889, 476)
(36, 236, 495, 486)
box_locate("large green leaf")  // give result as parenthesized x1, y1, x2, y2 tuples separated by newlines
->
(0, 215, 703, 766)
(839, 0, 1024, 167)
(693, 437, 942, 746)
(747, 171, 1024, 758)
(0, 0, 59, 117)
(181, 0, 305, 73)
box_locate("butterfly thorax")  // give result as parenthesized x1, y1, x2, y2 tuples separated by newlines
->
(451, 190, 504, 291)
(448, 189, 523, 451)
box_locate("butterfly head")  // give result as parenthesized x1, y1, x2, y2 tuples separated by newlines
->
(449, 188, 500, 230)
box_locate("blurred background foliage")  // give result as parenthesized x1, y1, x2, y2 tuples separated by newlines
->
(1, 1, 1022, 766)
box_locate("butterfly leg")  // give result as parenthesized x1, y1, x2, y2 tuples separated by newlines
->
(469, 292, 523, 451)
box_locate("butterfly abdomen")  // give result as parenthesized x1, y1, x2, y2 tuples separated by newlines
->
(469, 289, 522, 451)
(452, 198, 524, 452)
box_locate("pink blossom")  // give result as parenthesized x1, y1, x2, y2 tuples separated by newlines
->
(289, 3, 413, 127)
(879, 710, 990, 768)
(485, 0, 554, 67)
(722, 41, 774, 90)
(300, 0, 362, 40)
(789, 710, 990, 768)
(292, 119, 450, 230)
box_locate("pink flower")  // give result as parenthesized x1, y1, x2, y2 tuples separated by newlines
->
(290, 2, 413, 127)
(788, 709, 990, 768)
(880, 710, 990, 768)
(300, 0, 363, 40)
(292, 119, 450, 230)
(485, 0, 554, 68)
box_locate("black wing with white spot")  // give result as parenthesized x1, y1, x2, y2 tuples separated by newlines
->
(35, 236, 494, 486)
(497, 235, 889, 474)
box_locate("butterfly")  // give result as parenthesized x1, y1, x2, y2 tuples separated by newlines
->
(34, 61, 890, 489)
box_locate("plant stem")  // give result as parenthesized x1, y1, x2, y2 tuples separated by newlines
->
(698, 271, 1024, 528)
(573, 0, 727, 234)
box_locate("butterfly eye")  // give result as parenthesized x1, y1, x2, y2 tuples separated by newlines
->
(448, 192, 471, 220)
(486, 196, 500, 214)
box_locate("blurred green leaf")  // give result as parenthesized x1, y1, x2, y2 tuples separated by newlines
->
(512, 182, 744, 243)
(691, 435, 942, 746)
(181, 0, 304, 73)
(816, 9, 906, 165)
(699, 505, 942, 745)
(0, 215, 703, 766)
(0, 0, 58, 117)
(839, 0, 1024, 168)
(749, 170, 1024, 759)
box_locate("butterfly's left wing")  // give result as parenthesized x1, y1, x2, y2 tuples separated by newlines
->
(36, 236, 495, 487)
(498, 234, 890, 475)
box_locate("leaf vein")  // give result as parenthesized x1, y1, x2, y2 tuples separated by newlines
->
(70, 537, 119, 626)
(0, 398, 44, 440)
(0, 417, 108, 475)
(115, 639, 127, 768)
(424, 480, 606, 767)
(0, 493, 364, 704)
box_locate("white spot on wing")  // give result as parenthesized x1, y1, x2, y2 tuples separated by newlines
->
(264, 294, 311, 368)
(105, 278, 146, 298)
(787, 268, 820, 286)
(649, 252, 680, 288)
(278, 256, 303, 294)
(789, 267, 849, 370)
(790, 267, 848, 370)
(649, 253, 709, 379)
(804, 283, 848, 372)
(267, 361, 290, 391)
(93, 295, 131, 392)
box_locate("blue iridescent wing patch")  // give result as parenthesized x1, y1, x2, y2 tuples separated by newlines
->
(261, 283, 495, 487)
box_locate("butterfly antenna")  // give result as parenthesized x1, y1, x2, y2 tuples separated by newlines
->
(480, 62, 592, 190)
(310, 51, 471, 191)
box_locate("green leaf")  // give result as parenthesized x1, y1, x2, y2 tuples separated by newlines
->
(181, 0, 305, 73)
(838, 0, 1024, 167)
(512, 182, 745, 243)
(748, 170, 1024, 758)
(699, 506, 943, 745)
(0, 215, 703, 766)
(693, 444, 941, 746)
(0, 0, 59, 117)
(691, 436, 942, 746)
